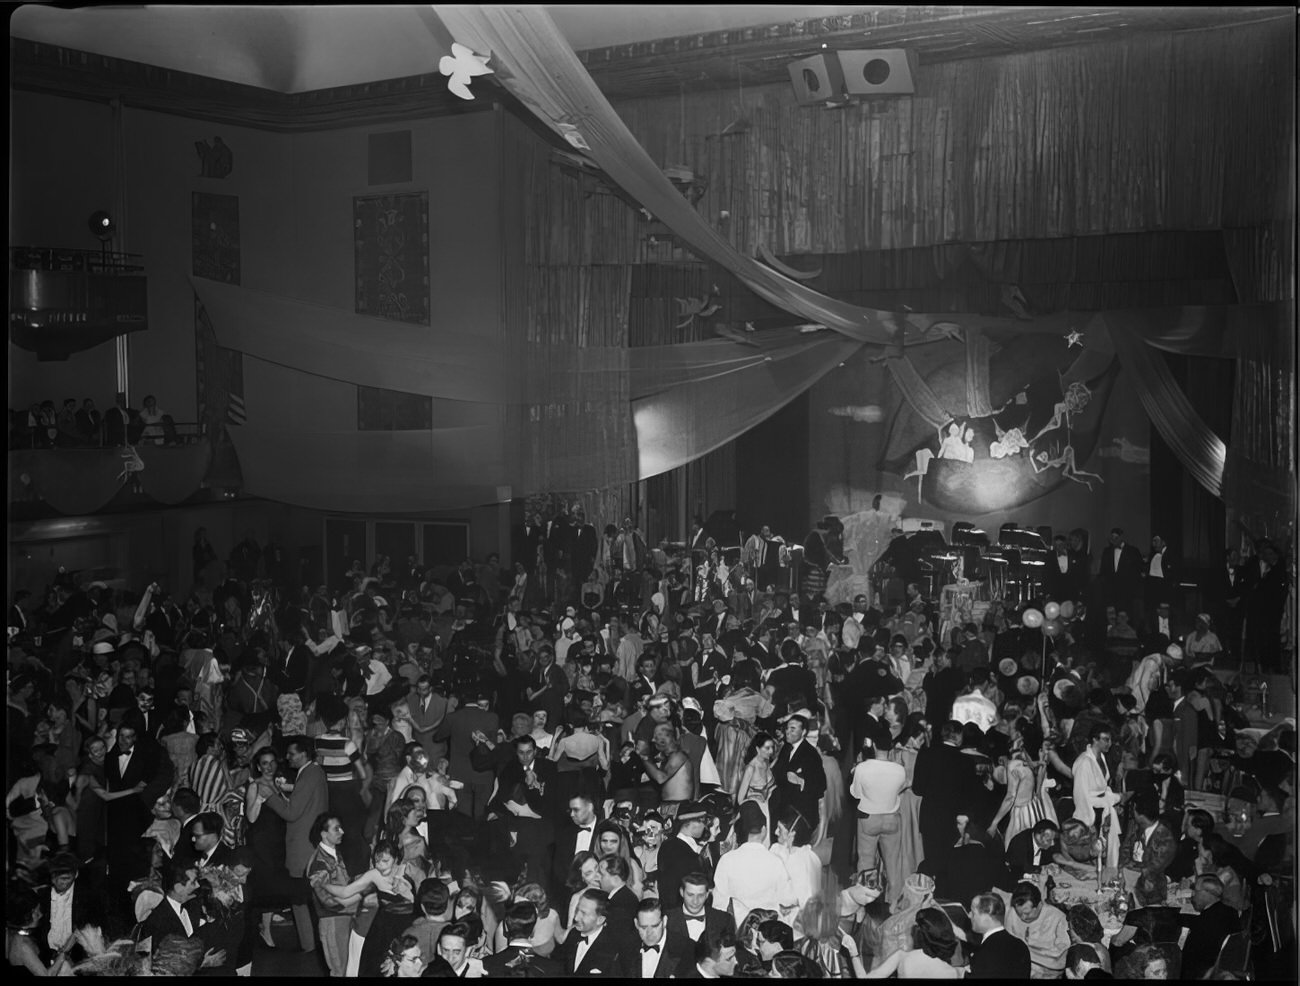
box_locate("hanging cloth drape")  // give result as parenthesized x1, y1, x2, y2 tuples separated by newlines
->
(884, 356, 953, 429)
(965, 330, 996, 418)
(1100, 312, 1227, 498)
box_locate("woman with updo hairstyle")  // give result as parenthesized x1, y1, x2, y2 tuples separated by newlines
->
(770, 805, 822, 911)
(861, 906, 961, 978)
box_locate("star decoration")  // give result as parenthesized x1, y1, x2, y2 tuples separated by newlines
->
(1065, 330, 1084, 348)
(439, 43, 493, 101)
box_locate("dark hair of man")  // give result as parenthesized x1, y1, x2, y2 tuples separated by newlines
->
(501, 901, 538, 942)
(191, 810, 224, 836)
(1031, 818, 1060, 838)
(309, 812, 339, 846)
(438, 921, 471, 947)
(287, 736, 315, 759)
(1131, 791, 1160, 822)
(1010, 881, 1042, 908)
(514, 734, 537, 751)
(1067, 903, 1104, 943)
(172, 787, 202, 817)
(757, 918, 793, 950)
(971, 892, 1005, 922)
(599, 854, 630, 882)
(418, 878, 451, 917)
(161, 859, 195, 895)
(403, 741, 424, 759)
(1089, 723, 1112, 743)
(941, 720, 965, 745)
(681, 870, 713, 893)
(636, 897, 663, 920)
(579, 888, 609, 918)
(695, 930, 736, 964)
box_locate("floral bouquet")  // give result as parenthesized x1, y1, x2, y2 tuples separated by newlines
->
(198, 864, 246, 917)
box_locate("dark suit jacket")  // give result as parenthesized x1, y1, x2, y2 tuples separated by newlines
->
(551, 821, 597, 896)
(483, 944, 562, 977)
(968, 926, 1031, 979)
(75, 407, 102, 441)
(914, 742, 979, 849)
(488, 757, 559, 821)
(664, 905, 735, 945)
(614, 933, 693, 978)
(558, 925, 625, 976)
(138, 895, 204, 950)
(771, 737, 826, 830)
(1045, 552, 1087, 603)
(1005, 829, 1053, 879)
(656, 836, 708, 911)
(1120, 818, 1178, 881)
(445, 706, 499, 784)
(273, 643, 312, 698)
(105, 742, 171, 835)
(264, 761, 329, 877)
(604, 884, 640, 943)
(1179, 901, 1239, 980)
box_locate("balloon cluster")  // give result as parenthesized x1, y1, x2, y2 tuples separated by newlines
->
(1022, 600, 1076, 638)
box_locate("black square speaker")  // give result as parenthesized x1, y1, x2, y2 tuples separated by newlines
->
(836, 49, 917, 96)
(787, 53, 845, 106)
(368, 130, 412, 185)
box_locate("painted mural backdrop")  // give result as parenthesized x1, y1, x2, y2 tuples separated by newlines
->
(354, 192, 430, 325)
(809, 328, 1151, 577)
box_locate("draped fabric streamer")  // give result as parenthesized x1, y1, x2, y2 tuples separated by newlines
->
(1102, 312, 1227, 498)
(884, 357, 954, 430)
(965, 330, 995, 418)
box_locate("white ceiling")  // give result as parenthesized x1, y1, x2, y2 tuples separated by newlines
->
(9, 4, 881, 94)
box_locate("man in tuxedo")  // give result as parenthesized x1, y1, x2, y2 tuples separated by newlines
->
(37, 854, 97, 960)
(665, 871, 736, 944)
(1098, 527, 1145, 628)
(1167, 671, 1199, 787)
(570, 507, 599, 589)
(105, 723, 172, 898)
(558, 889, 625, 976)
(120, 686, 165, 742)
(1006, 819, 1060, 880)
(1144, 534, 1177, 611)
(770, 713, 827, 834)
(969, 892, 1031, 979)
(483, 901, 562, 977)
(597, 855, 640, 944)
(914, 719, 977, 864)
(273, 629, 313, 700)
(103, 393, 136, 447)
(1046, 534, 1083, 603)
(656, 806, 711, 911)
(728, 576, 761, 622)
(435, 922, 485, 978)
(552, 793, 600, 897)
(1120, 791, 1178, 884)
(487, 734, 559, 821)
(262, 736, 328, 953)
(679, 932, 739, 979)
(1178, 873, 1240, 981)
(138, 861, 204, 947)
(445, 689, 498, 819)
(1209, 547, 1247, 656)
(616, 898, 691, 978)
(1242, 540, 1290, 672)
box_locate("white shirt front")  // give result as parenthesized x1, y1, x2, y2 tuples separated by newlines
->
(681, 908, 708, 941)
(1057, 554, 1069, 574)
(167, 895, 194, 936)
(1113, 546, 1123, 570)
(640, 939, 665, 976)
(1158, 616, 1171, 637)
(48, 886, 74, 951)
(573, 926, 604, 968)
(1149, 552, 1165, 578)
(117, 750, 134, 773)
(574, 821, 595, 855)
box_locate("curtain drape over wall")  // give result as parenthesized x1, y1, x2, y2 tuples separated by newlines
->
(166, 8, 1291, 516)
(9, 445, 212, 516)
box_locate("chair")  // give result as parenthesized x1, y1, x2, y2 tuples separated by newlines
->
(1209, 928, 1253, 979)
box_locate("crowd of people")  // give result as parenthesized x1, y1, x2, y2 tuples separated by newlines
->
(10, 393, 178, 449)
(4, 512, 1295, 978)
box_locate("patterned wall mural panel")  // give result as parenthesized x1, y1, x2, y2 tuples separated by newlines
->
(353, 191, 430, 324)
(193, 190, 243, 485)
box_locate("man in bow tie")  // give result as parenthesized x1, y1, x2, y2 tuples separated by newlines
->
(560, 889, 626, 976)
(551, 792, 600, 897)
(665, 871, 736, 944)
(617, 898, 691, 978)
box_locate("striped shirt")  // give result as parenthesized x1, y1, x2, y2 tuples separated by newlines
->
(316, 733, 362, 784)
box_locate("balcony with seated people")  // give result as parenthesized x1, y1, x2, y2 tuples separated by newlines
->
(8, 396, 219, 517)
